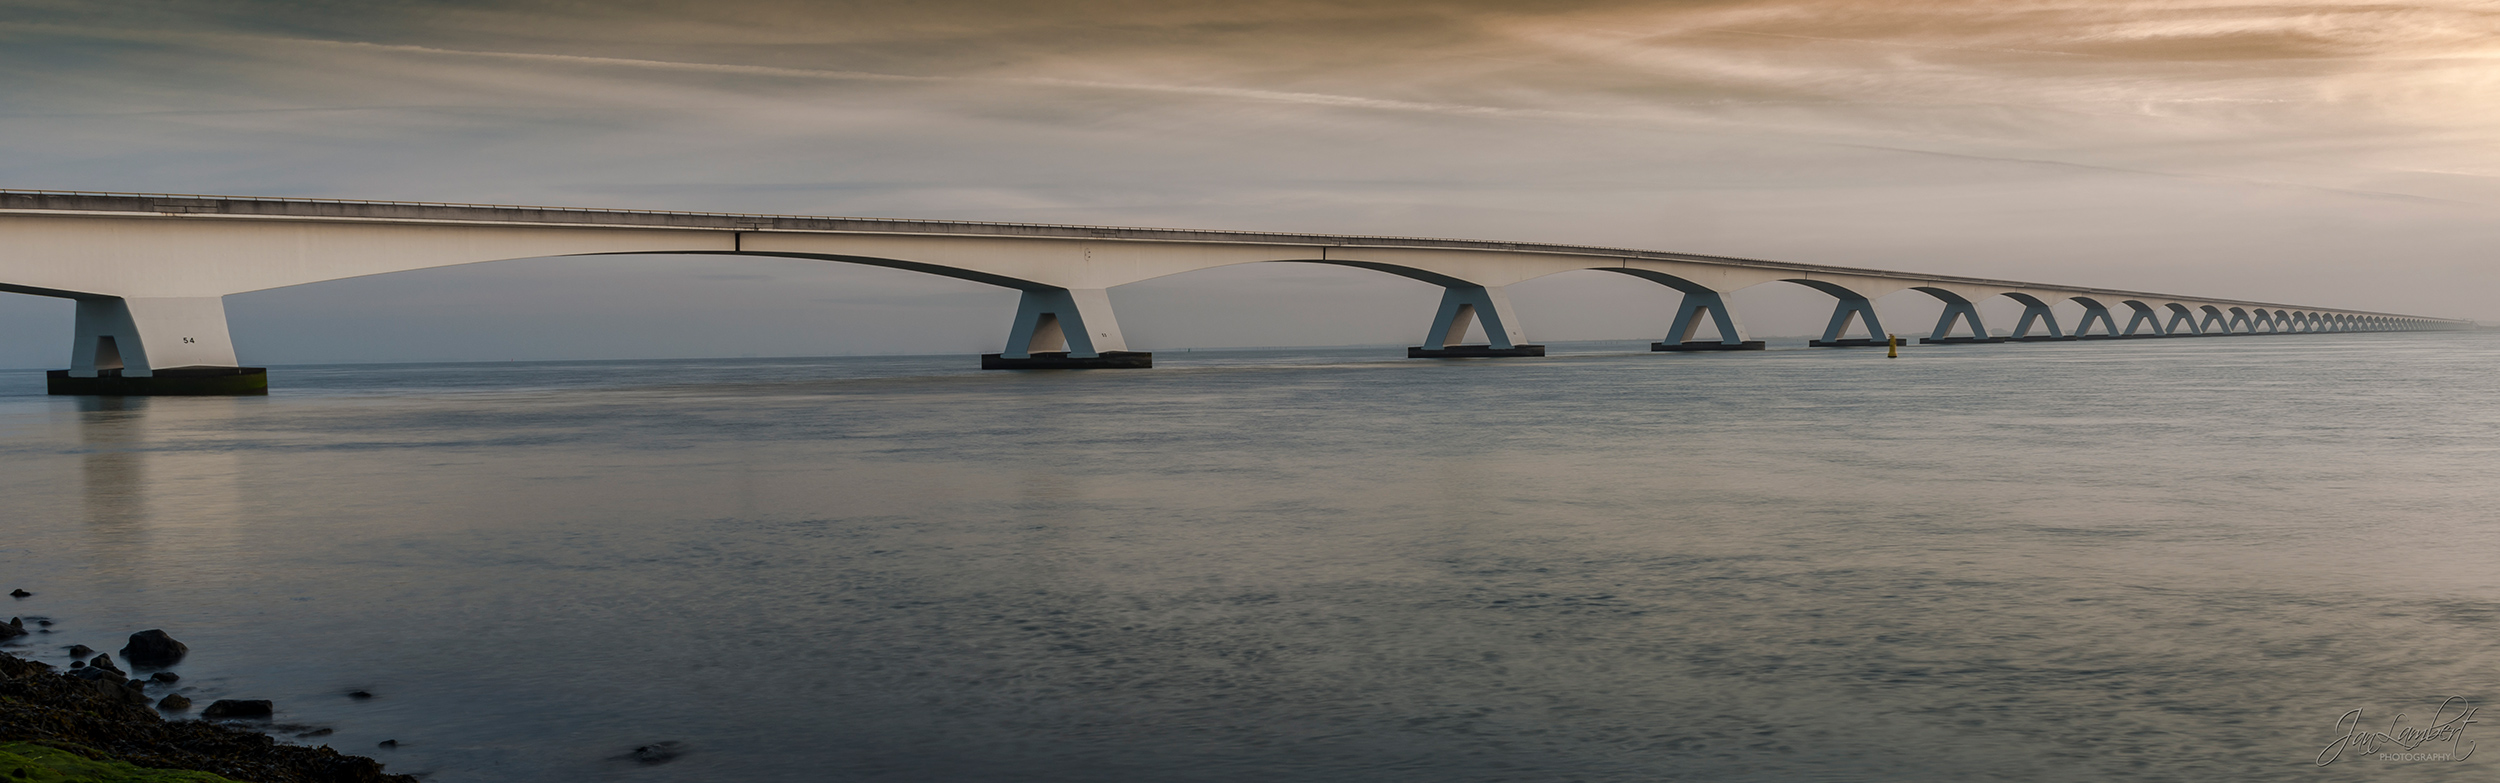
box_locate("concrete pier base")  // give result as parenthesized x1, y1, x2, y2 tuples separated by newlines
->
(1918, 336, 2010, 345)
(47, 367, 267, 396)
(1809, 338, 1892, 348)
(1408, 345, 1546, 358)
(980, 351, 1152, 369)
(1651, 340, 1766, 352)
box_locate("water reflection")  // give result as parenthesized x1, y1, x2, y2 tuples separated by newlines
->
(74, 396, 247, 579)
(7, 339, 2498, 783)
(78, 396, 150, 533)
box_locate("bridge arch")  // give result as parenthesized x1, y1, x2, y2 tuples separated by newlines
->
(2162, 302, 2200, 335)
(2068, 296, 2122, 337)
(1994, 292, 2067, 339)
(2117, 300, 2167, 336)
(1758, 278, 1892, 345)
(304, 247, 1603, 363)
(1907, 286, 1990, 341)
(1578, 269, 1750, 347)
(2199, 305, 2230, 334)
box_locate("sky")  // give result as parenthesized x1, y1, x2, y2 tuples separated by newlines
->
(3, 0, 2497, 365)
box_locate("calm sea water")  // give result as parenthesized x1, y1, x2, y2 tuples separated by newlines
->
(3, 334, 2496, 782)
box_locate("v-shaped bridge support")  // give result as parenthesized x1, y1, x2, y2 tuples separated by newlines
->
(1653, 289, 1763, 351)
(982, 287, 1151, 369)
(47, 296, 265, 395)
(1410, 285, 1544, 358)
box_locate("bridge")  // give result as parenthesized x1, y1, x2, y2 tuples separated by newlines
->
(0, 190, 2474, 394)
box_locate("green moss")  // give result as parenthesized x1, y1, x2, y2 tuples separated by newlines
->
(0, 743, 241, 783)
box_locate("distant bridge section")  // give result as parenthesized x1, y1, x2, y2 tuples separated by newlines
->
(0, 190, 2473, 393)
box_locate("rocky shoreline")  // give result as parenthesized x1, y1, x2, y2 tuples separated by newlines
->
(1, 612, 413, 783)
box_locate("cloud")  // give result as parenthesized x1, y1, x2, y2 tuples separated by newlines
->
(2, 0, 2497, 366)
(9, 0, 2499, 209)
(1494, 2, 2500, 135)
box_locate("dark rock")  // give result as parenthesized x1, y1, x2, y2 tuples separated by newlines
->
(157, 693, 193, 711)
(64, 669, 151, 706)
(200, 699, 274, 719)
(34, 620, 50, 627)
(297, 728, 334, 738)
(66, 645, 93, 658)
(127, 679, 147, 689)
(8, 589, 28, 598)
(151, 671, 181, 684)
(0, 649, 417, 781)
(88, 654, 123, 675)
(377, 740, 398, 749)
(625, 741, 686, 765)
(348, 690, 373, 700)
(1, 618, 22, 640)
(119, 630, 187, 667)
(66, 659, 84, 669)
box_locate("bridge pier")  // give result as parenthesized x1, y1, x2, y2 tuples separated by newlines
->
(982, 287, 1150, 369)
(2121, 303, 2168, 338)
(1919, 298, 2002, 344)
(2164, 305, 2201, 336)
(1652, 289, 1761, 351)
(2074, 302, 2121, 339)
(1410, 284, 1543, 358)
(48, 296, 265, 395)
(2010, 301, 2068, 341)
(1807, 296, 1888, 347)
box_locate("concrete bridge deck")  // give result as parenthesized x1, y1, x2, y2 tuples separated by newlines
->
(0, 189, 2473, 393)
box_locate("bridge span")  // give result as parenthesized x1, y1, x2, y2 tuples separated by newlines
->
(0, 190, 2474, 394)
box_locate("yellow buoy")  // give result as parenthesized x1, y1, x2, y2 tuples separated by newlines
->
(1887, 334, 1899, 358)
